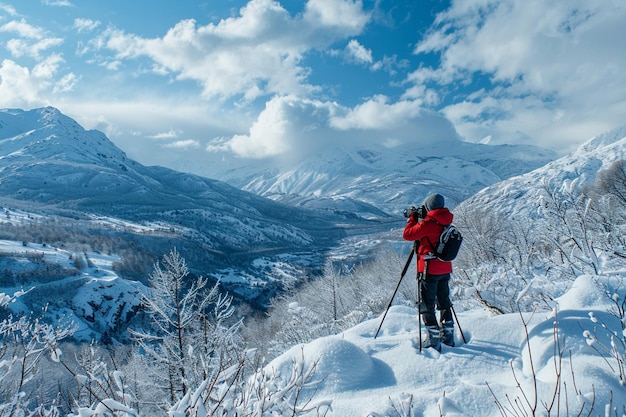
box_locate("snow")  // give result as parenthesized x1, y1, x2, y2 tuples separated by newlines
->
(264, 275, 625, 416)
(0, 238, 144, 341)
(1, 106, 625, 416)
(178, 139, 558, 217)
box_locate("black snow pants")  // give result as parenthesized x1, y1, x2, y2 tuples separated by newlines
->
(419, 272, 453, 327)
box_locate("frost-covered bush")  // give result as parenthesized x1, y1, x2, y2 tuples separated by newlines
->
(0, 292, 75, 416)
(168, 349, 329, 417)
(454, 167, 626, 314)
(260, 248, 413, 358)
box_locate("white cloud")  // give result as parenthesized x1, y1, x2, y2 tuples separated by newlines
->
(330, 95, 460, 143)
(150, 129, 182, 140)
(411, 0, 626, 150)
(73, 18, 100, 33)
(0, 4, 18, 16)
(344, 39, 372, 65)
(41, 0, 73, 6)
(208, 94, 459, 159)
(53, 72, 78, 93)
(303, 0, 370, 35)
(96, 0, 370, 101)
(162, 139, 200, 150)
(0, 19, 46, 38)
(207, 95, 316, 158)
(330, 95, 421, 130)
(1, 19, 63, 58)
(6, 36, 63, 58)
(0, 58, 55, 108)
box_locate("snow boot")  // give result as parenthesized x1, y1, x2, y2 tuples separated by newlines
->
(441, 321, 455, 347)
(424, 325, 441, 352)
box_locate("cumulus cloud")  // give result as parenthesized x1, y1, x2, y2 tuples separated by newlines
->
(208, 94, 459, 159)
(6, 36, 63, 58)
(0, 58, 57, 108)
(0, 19, 46, 38)
(410, 0, 626, 150)
(96, 0, 370, 101)
(344, 39, 373, 65)
(303, 0, 370, 37)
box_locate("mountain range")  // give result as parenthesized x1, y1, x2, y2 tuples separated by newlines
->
(175, 132, 557, 217)
(459, 124, 626, 218)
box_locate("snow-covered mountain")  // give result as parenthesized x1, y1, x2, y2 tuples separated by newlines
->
(177, 137, 557, 217)
(459, 124, 626, 218)
(0, 107, 365, 314)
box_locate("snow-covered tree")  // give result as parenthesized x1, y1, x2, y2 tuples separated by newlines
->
(128, 248, 242, 409)
(0, 292, 75, 416)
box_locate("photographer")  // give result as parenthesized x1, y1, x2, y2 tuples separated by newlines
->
(403, 193, 455, 351)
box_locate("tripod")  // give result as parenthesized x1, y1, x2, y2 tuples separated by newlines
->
(374, 241, 418, 339)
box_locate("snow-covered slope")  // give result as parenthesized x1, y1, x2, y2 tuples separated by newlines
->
(0, 237, 143, 343)
(265, 275, 623, 416)
(0, 107, 364, 310)
(460, 125, 626, 218)
(178, 139, 557, 216)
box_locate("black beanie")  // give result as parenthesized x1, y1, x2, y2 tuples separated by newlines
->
(424, 193, 445, 211)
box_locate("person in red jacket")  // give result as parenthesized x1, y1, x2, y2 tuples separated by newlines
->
(403, 193, 454, 351)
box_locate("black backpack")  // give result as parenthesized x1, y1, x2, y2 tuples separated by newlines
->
(430, 223, 463, 262)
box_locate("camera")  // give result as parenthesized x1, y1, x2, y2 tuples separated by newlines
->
(403, 205, 426, 219)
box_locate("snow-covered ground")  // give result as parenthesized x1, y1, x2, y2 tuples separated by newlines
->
(0, 238, 143, 342)
(266, 274, 624, 416)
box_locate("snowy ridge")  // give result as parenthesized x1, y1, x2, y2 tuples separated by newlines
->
(179, 140, 557, 216)
(265, 275, 621, 416)
(0, 107, 130, 168)
(460, 124, 626, 218)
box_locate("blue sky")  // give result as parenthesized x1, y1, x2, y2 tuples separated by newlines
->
(1, 0, 625, 169)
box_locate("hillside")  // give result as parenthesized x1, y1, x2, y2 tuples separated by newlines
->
(458, 125, 626, 218)
(256, 126, 626, 416)
(0, 107, 370, 313)
(263, 275, 622, 416)
(0, 237, 143, 342)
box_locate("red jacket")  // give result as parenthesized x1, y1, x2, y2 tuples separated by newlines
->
(403, 208, 454, 274)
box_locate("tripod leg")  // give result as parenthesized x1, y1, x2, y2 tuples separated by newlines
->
(417, 272, 422, 352)
(374, 244, 415, 339)
(417, 259, 428, 352)
(451, 305, 467, 344)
